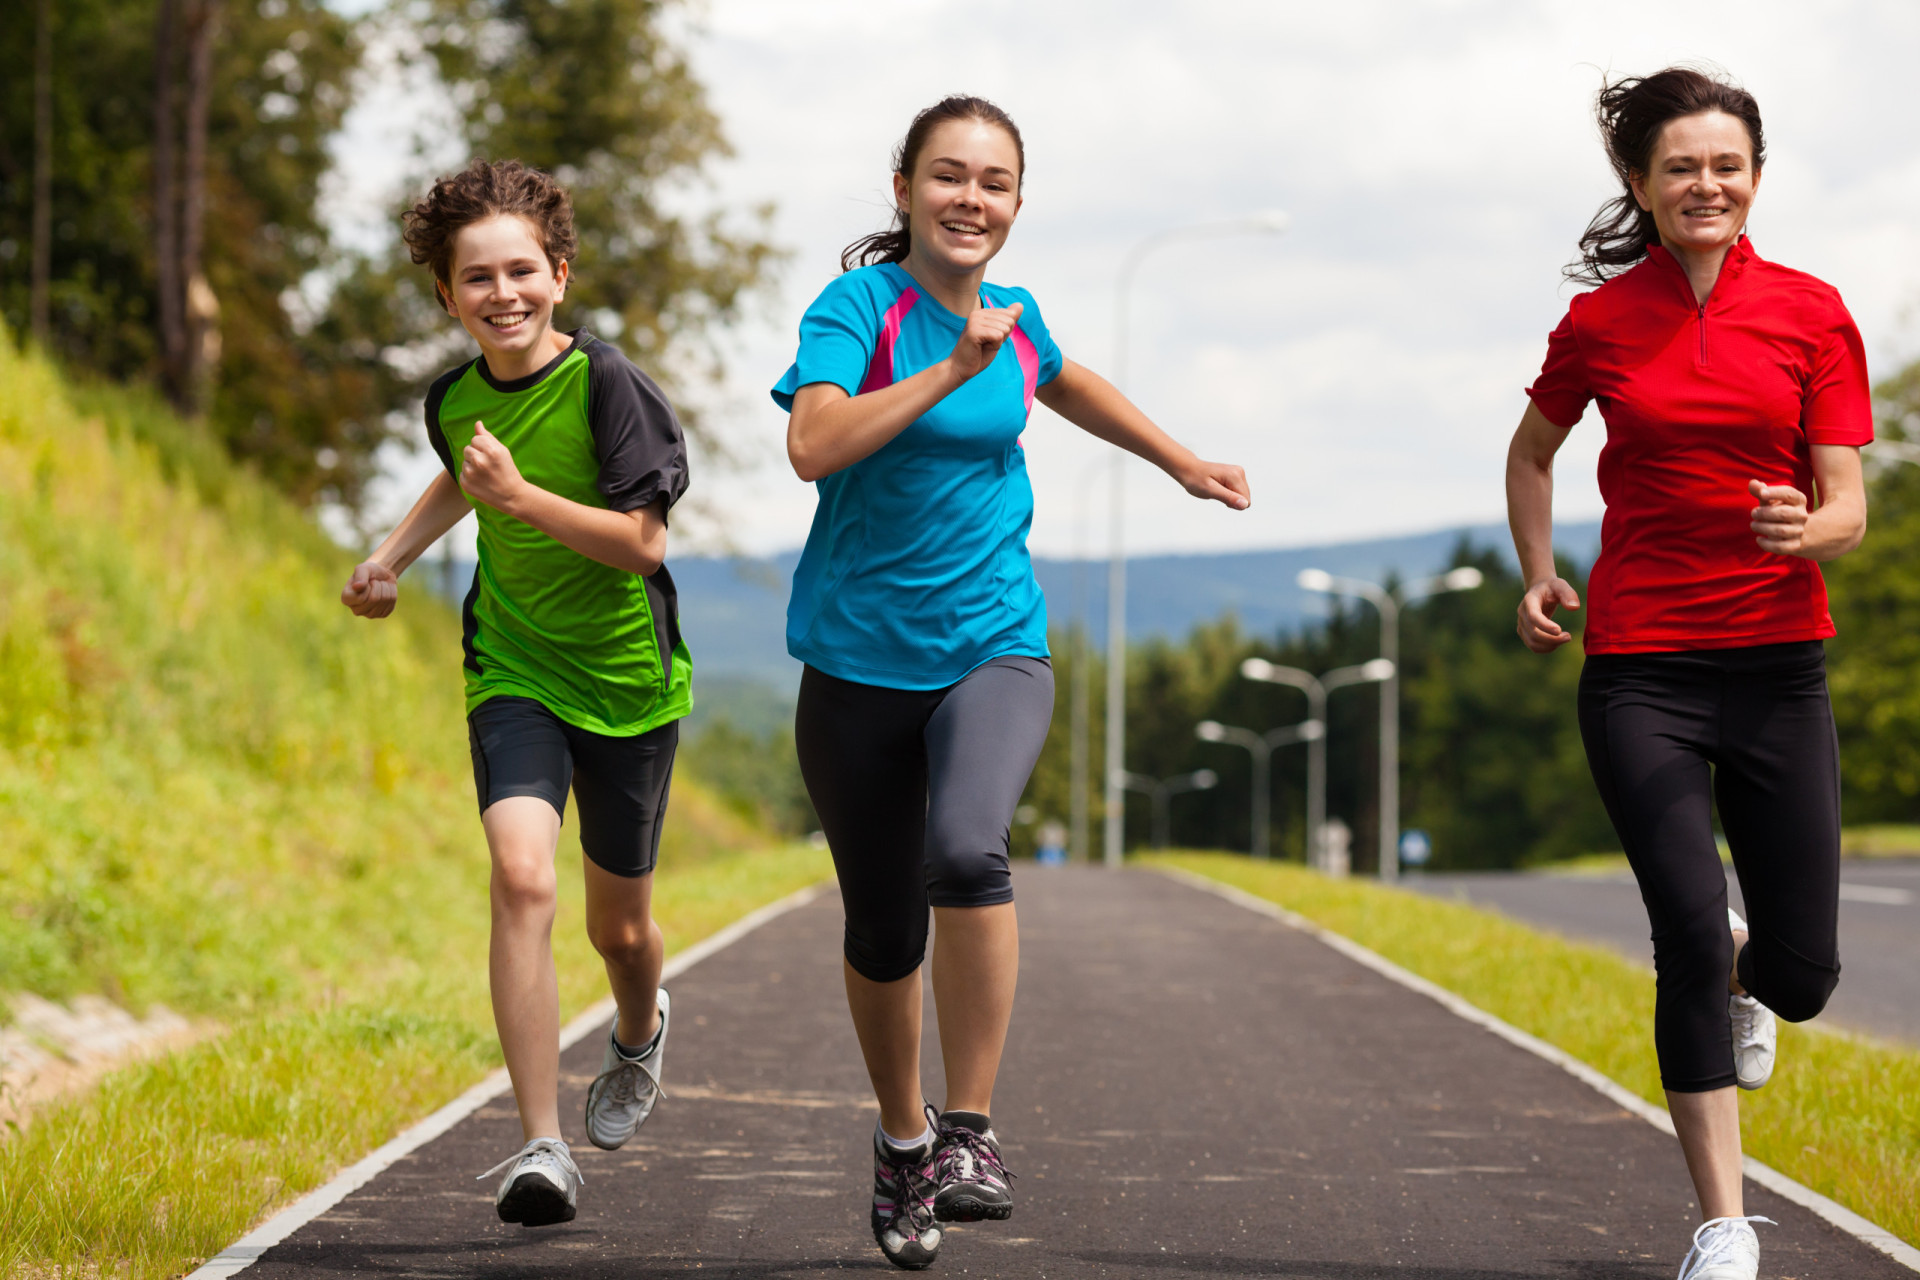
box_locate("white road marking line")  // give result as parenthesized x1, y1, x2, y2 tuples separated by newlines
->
(1838, 883, 1913, 906)
(185, 881, 831, 1279)
(1156, 866, 1920, 1275)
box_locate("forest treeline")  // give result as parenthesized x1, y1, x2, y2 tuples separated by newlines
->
(0, 0, 776, 523)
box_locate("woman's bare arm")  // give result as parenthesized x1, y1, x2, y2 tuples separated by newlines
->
(1749, 444, 1866, 562)
(1035, 359, 1249, 509)
(1506, 400, 1580, 652)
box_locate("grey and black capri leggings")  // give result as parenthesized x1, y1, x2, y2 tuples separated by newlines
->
(795, 656, 1054, 983)
(1578, 640, 1842, 1093)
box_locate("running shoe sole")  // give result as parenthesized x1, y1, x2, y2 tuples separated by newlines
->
(934, 1190, 1012, 1223)
(875, 1239, 938, 1271)
(496, 1174, 577, 1226)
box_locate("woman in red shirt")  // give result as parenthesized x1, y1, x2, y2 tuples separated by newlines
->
(1507, 68, 1869, 1280)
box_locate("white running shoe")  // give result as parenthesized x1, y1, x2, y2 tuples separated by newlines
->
(584, 988, 669, 1150)
(1676, 1215, 1773, 1280)
(1727, 908, 1776, 1090)
(480, 1135, 582, 1226)
(1730, 993, 1776, 1090)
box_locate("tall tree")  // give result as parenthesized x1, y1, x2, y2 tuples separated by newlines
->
(152, 0, 228, 414)
(30, 0, 52, 343)
(0, 0, 370, 502)
(4, 0, 777, 517)
(151, 0, 189, 401)
(152, 0, 184, 397)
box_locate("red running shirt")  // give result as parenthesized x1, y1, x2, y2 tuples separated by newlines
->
(1527, 239, 1873, 654)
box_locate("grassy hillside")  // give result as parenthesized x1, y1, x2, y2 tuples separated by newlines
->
(0, 332, 830, 1277)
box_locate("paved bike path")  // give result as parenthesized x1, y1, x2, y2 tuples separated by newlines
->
(241, 867, 1909, 1278)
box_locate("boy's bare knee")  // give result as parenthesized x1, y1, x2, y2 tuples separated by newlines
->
(589, 917, 656, 967)
(492, 856, 557, 916)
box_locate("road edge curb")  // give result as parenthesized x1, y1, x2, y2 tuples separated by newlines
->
(185, 880, 832, 1279)
(1153, 865, 1920, 1274)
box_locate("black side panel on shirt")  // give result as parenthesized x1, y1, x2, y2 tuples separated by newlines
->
(581, 334, 689, 516)
(460, 572, 483, 676)
(644, 565, 683, 680)
(423, 361, 473, 480)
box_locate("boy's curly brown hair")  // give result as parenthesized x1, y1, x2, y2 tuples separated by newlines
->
(401, 158, 579, 290)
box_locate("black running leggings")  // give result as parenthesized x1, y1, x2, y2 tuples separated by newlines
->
(794, 656, 1055, 984)
(1578, 640, 1842, 1093)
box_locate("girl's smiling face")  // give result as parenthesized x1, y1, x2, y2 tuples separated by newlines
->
(440, 213, 571, 375)
(894, 118, 1023, 280)
(1630, 110, 1761, 260)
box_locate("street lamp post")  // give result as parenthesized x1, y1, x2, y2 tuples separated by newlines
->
(1118, 768, 1220, 849)
(1069, 458, 1108, 863)
(1238, 657, 1393, 870)
(1295, 565, 1484, 879)
(1194, 718, 1323, 859)
(1104, 210, 1290, 869)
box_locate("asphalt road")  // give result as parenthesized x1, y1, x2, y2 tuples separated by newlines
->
(1404, 859, 1920, 1046)
(240, 866, 1909, 1278)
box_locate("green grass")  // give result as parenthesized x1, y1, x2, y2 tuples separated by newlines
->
(0, 329, 834, 1277)
(1530, 851, 1635, 874)
(1530, 825, 1920, 874)
(0, 843, 830, 1280)
(1147, 853, 1920, 1250)
(1841, 825, 1920, 858)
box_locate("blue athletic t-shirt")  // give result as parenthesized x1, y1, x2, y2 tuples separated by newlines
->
(772, 262, 1064, 689)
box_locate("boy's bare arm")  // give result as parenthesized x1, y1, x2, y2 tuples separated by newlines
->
(341, 472, 472, 619)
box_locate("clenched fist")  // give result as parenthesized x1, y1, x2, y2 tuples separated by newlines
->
(342, 559, 400, 618)
(1749, 479, 1811, 556)
(949, 301, 1024, 381)
(461, 421, 526, 511)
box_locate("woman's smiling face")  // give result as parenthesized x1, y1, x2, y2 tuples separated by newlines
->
(894, 118, 1023, 278)
(1630, 110, 1761, 259)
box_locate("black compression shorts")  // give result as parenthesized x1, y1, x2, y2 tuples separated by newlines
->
(795, 656, 1054, 983)
(1579, 640, 1841, 1092)
(467, 695, 678, 878)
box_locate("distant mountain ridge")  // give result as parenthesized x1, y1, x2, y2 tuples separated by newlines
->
(663, 519, 1604, 684)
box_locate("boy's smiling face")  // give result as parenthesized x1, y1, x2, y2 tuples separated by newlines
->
(441, 213, 572, 379)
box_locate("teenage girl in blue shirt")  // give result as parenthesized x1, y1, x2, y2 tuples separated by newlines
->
(774, 95, 1251, 1271)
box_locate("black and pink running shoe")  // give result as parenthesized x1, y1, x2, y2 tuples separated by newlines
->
(932, 1109, 1014, 1222)
(870, 1123, 942, 1270)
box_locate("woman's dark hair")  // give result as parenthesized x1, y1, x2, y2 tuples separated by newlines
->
(839, 96, 1025, 272)
(1568, 67, 1765, 286)
(403, 158, 578, 288)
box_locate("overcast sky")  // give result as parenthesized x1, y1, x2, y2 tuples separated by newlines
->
(328, 0, 1920, 559)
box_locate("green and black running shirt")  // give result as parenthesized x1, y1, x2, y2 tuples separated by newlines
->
(424, 330, 692, 737)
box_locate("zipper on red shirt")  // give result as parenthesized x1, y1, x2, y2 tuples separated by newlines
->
(1697, 301, 1709, 367)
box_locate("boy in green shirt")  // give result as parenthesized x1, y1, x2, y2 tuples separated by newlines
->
(341, 159, 690, 1226)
